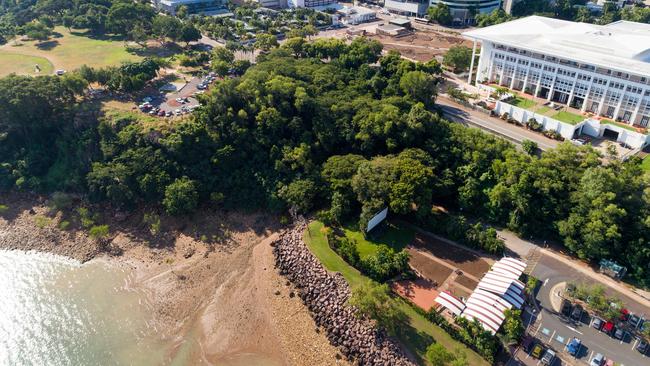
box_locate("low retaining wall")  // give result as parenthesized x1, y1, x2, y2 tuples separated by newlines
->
(272, 222, 415, 366)
(494, 101, 578, 140)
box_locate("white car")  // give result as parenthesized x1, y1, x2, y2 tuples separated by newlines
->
(590, 353, 604, 366)
(55, 69, 66, 76)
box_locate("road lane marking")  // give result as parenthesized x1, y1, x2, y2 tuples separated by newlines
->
(543, 278, 549, 286)
(549, 330, 556, 341)
(565, 325, 582, 335)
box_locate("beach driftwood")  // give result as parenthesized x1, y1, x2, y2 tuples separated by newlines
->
(272, 221, 415, 366)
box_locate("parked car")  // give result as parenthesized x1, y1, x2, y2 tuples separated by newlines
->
(561, 300, 572, 317)
(531, 343, 544, 359)
(619, 308, 630, 321)
(604, 359, 614, 366)
(571, 304, 584, 321)
(602, 321, 615, 335)
(157, 110, 165, 117)
(590, 353, 604, 366)
(541, 349, 555, 365)
(165, 111, 172, 117)
(566, 337, 581, 356)
(592, 317, 604, 330)
(613, 327, 626, 340)
(636, 338, 649, 354)
(571, 138, 587, 146)
(628, 314, 642, 328)
(197, 84, 207, 90)
(55, 69, 66, 76)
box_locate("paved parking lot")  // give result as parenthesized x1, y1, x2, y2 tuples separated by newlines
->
(137, 74, 215, 117)
(517, 254, 650, 366)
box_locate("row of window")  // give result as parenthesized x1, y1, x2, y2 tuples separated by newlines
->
(492, 46, 649, 85)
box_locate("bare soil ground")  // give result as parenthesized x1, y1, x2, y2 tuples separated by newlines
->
(411, 234, 490, 278)
(368, 29, 472, 62)
(455, 274, 478, 290)
(406, 247, 453, 286)
(0, 193, 348, 366)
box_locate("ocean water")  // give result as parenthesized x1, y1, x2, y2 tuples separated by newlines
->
(0, 250, 169, 366)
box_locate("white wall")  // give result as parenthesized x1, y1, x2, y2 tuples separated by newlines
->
(582, 119, 650, 149)
(494, 101, 579, 140)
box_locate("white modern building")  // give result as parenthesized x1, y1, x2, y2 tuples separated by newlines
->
(287, 0, 336, 8)
(152, 0, 226, 14)
(464, 16, 650, 127)
(384, 0, 501, 20)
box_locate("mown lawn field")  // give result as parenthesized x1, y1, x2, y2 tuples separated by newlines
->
(343, 222, 414, 259)
(0, 27, 141, 74)
(303, 221, 489, 366)
(0, 52, 54, 76)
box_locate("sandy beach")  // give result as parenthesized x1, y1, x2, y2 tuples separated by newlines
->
(0, 193, 348, 366)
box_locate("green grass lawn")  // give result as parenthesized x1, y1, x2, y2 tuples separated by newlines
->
(0, 27, 142, 73)
(601, 119, 639, 132)
(343, 222, 414, 259)
(304, 221, 489, 366)
(535, 105, 551, 114)
(641, 155, 650, 172)
(0, 52, 54, 76)
(552, 110, 585, 125)
(509, 96, 536, 109)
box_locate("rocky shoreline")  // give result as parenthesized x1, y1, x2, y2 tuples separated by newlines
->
(272, 221, 415, 366)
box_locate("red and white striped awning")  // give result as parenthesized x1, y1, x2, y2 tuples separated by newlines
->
(459, 257, 527, 333)
(491, 257, 526, 279)
(434, 291, 466, 316)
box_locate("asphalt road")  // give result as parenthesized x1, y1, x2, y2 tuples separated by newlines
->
(528, 255, 649, 366)
(436, 97, 560, 151)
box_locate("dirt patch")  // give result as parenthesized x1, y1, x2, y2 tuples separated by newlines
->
(456, 274, 478, 291)
(368, 28, 471, 62)
(411, 234, 490, 278)
(406, 247, 452, 286)
(447, 286, 472, 301)
(392, 278, 439, 311)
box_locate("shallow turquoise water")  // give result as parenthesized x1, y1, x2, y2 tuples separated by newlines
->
(0, 250, 169, 366)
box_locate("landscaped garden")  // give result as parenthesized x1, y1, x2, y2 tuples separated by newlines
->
(601, 119, 642, 132)
(508, 96, 536, 109)
(552, 110, 584, 125)
(304, 221, 489, 366)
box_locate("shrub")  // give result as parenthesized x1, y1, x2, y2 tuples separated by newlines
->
(360, 245, 410, 282)
(0, 204, 8, 214)
(89, 224, 109, 239)
(49, 192, 73, 212)
(58, 220, 71, 230)
(522, 139, 538, 156)
(163, 177, 199, 215)
(77, 207, 96, 228)
(327, 233, 361, 266)
(34, 215, 52, 228)
(527, 118, 542, 132)
(143, 212, 161, 235)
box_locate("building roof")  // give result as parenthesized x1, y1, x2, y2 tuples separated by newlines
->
(463, 16, 650, 77)
(458, 257, 527, 334)
(434, 291, 466, 316)
(389, 18, 411, 26)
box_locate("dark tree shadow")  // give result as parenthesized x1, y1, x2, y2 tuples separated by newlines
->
(36, 40, 60, 50)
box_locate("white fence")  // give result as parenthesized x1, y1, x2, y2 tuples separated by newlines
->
(493, 101, 578, 140)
